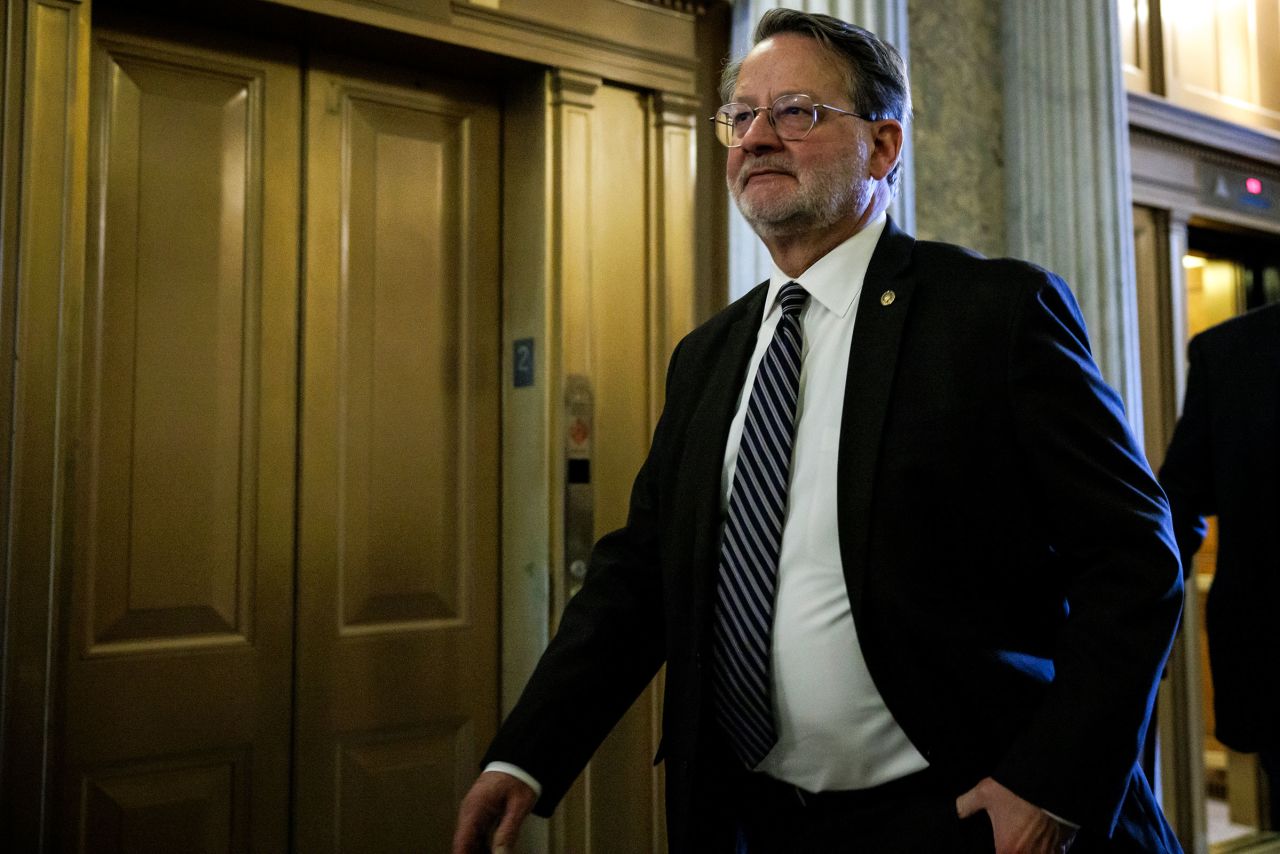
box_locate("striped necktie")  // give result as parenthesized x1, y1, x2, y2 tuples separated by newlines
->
(713, 281, 809, 768)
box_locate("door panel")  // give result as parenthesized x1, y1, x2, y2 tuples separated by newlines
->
(88, 54, 252, 648)
(297, 61, 501, 853)
(68, 31, 300, 852)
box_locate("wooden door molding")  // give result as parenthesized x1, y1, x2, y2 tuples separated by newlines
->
(1, 0, 91, 846)
(266, 0, 700, 95)
(649, 89, 698, 426)
(542, 73, 674, 854)
(1133, 205, 1209, 850)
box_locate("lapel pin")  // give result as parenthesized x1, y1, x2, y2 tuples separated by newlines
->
(880, 290, 896, 306)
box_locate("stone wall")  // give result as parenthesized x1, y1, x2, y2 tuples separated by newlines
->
(908, 0, 1006, 257)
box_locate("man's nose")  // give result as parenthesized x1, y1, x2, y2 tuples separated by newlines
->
(739, 109, 782, 153)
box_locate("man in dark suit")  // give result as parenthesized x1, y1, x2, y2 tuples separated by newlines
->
(1159, 301, 1280, 829)
(454, 10, 1183, 853)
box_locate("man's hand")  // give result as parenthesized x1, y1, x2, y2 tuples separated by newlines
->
(452, 770, 537, 854)
(956, 777, 1077, 854)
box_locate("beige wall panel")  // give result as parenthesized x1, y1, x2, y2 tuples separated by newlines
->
(1119, 0, 1151, 92)
(66, 29, 299, 852)
(1168, 3, 1218, 94)
(87, 54, 252, 649)
(1164, 0, 1280, 131)
(1214, 0, 1254, 103)
(298, 63, 500, 854)
(1256, 0, 1280, 112)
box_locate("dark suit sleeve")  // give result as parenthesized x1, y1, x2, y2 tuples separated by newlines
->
(1158, 334, 1214, 572)
(991, 273, 1184, 833)
(479, 341, 685, 815)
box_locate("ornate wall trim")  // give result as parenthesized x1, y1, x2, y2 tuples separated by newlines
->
(613, 0, 721, 16)
(551, 68, 601, 109)
(1129, 91, 1280, 169)
(3, 0, 91, 845)
(654, 90, 698, 128)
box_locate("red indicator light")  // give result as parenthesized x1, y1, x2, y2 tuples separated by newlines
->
(1245, 177, 1263, 195)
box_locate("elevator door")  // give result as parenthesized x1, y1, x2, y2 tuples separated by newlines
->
(65, 24, 500, 853)
(294, 58, 501, 853)
(1182, 227, 1280, 845)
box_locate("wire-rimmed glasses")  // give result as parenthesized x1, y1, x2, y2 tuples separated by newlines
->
(710, 93, 870, 148)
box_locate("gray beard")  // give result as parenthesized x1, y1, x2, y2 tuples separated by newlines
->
(730, 155, 862, 239)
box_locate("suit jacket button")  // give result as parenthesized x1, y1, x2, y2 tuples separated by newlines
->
(880, 290, 896, 306)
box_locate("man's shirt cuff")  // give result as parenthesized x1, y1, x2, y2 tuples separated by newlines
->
(1042, 808, 1080, 830)
(484, 762, 543, 799)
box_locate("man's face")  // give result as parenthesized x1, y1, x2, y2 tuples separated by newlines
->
(727, 34, 871, 240)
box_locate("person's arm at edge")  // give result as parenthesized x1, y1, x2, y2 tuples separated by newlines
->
(452, 769, 537, 854)
(1157, 332, 1215, 573)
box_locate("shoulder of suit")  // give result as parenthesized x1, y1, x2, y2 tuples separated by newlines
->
(1192, 301, 1280, 356)
(910, 238, 1060, 296)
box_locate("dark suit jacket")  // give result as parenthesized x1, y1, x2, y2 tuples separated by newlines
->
(1159, 302, 1280, 755)
(486, 220, 1184, 851)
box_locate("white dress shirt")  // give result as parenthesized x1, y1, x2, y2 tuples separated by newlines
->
(723, 213, 928, 791)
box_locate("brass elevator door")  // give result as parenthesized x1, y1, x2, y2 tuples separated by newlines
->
(65, 25, 500, 853)
(68, 30, 301, 852)
(294, 60, 501, 853)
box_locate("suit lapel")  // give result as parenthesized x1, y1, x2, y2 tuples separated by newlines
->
(837, 219, 916, 624)
(685, 285, 768, 652)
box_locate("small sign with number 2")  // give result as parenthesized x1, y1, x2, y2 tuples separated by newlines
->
(514, 338, 535, 388)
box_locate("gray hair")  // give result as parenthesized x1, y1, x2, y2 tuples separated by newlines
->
(720, 9, 911, 189)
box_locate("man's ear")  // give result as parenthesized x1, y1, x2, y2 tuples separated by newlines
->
(867, 119, 904, 181)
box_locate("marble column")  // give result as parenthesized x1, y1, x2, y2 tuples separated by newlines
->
(1003, 0, 1144, 436)
(728, 0, 914, 299)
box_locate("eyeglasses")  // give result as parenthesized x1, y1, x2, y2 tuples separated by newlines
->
(711, 93, 871, 148)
